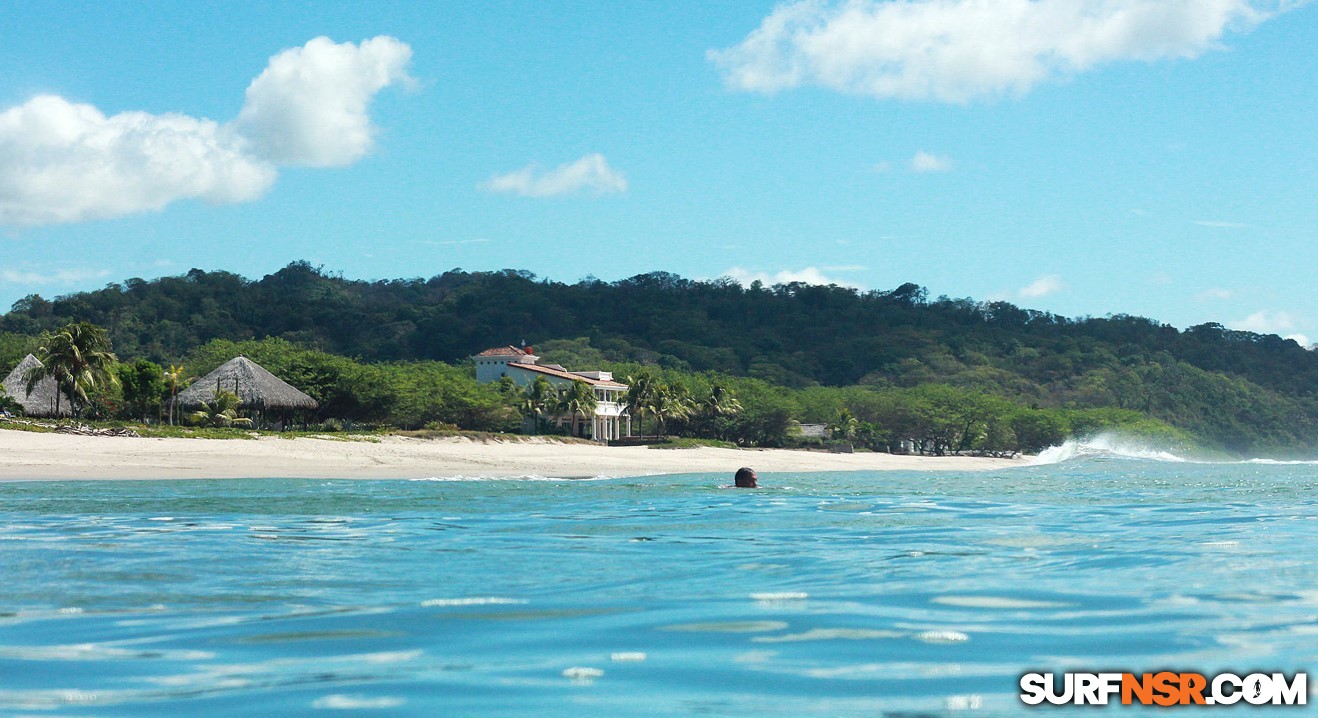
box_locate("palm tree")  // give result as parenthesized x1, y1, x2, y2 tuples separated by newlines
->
(189, 390, 254, 428)
(556, 381, 598, 438)
(828, 407, 859, 442)
(163, 363, 186, 426)
(519, 377, 554, 434)
(623, 372, 660, 436)
(651, 384, 694, 437)
(25, 322, 118, 417)
(702, 383, 742, 418)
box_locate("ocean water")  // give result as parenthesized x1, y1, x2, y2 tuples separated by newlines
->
(1, 448, 1315, 716)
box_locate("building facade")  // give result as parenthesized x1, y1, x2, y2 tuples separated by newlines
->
(473, 345, 630, 442)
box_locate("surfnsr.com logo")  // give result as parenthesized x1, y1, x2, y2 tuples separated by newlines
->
(1020, 671, 1308, 706)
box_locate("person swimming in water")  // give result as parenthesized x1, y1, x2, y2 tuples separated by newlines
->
(733, 467, 758, 488)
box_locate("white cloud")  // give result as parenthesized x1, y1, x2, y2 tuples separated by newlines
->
(722, 266, 863, 289)
(1019, 274, 1064, 298)
(481, 154, 628, 197)
(0, 95, 275, 226)
(1228, 310, 1298, 334)
(710, 0, 1288, 103)
(234, 36, 413, 167)
(0, 267, 111, 284)
(911, 151, 952, 172)
(1195, 287, 1236, 301)
(1194, 219, 1249, 228)
(1228, 310, 1314, 346)
(0, 36, 411, 227)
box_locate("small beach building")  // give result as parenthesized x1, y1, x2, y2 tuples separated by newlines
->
(175, 356, 318, 425)
(1, 354, 73, 417)
(473, 345, 630, 441)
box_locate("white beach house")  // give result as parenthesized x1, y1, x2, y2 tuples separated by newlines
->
(473, 345, 630, 441)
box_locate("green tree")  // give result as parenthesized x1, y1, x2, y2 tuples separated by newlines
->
(0, 384, 21, 415)
(163, 363, 187, 426)
(702, 382, 742, 417)
(827, 407, 859, 442)
(519, 377, 555, 434)
(25, 322, 119, 416)
(189, 389, 254, 428)
(116, 359, 165, 422)
(623, 372, 660, 436)
(555, 380, 598, 438)
(650, 383, 694, 437)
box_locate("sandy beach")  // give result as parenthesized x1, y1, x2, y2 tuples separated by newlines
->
(0, 429, 1027, 481)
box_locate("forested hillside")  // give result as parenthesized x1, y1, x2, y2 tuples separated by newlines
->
(2, 261, 1314, 452)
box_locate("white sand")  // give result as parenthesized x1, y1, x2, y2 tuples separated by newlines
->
(0, 429, 1027, 481)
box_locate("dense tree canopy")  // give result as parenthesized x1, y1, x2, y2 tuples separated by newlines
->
(1, 262, 1314, 452)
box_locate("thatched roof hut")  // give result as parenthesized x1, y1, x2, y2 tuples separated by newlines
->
(1, 354, 72, 417)
(176, 356, 318, 411)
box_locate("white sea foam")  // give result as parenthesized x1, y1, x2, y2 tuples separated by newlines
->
(912, 630, 970, 644)
(1032, 433, 1189, 465)
(610, 652, 647, 662)
(750, 592, 808, 601)
(313, 694, 405, 709)
(562, 666, 604, 681)
(1033, 434, 1317, 466)
(420, 597, 526, 607)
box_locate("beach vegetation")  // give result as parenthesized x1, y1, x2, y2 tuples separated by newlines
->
(25, 322, 118, 417)
(188, 390, 255, 428)
(116, 359, 165, 423)
(0, 264, 1313, 454)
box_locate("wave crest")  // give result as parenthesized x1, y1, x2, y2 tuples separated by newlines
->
(1031, 433, 1189, 465)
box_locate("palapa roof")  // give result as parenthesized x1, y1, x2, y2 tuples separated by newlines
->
(1, 354, 72, 417)
(176, 356, 318, 411)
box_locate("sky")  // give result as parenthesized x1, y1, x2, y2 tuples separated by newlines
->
(0, 1, 1314, 347)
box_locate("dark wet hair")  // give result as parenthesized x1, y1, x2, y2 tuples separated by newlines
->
(734, 467, 757, 487)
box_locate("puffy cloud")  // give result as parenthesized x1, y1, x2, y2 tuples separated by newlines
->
(911, 150, 952, 172)
(722, 266, 864, 289)
(481, 154, 628, 197)
(1019, 274, 1064, 298)
(0, 36, 410, 227)
(710, 0, 1288, 103)
(0, 96, 275, 226)
(1227, 311, 1312, 347)
(234, 36, 413, 167)
(1228, 309, 1298, 334)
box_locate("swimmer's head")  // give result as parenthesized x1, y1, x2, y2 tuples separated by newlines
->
(734, 467, 758, 488)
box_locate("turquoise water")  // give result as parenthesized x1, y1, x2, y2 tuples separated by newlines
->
(1, 458, 1315, 715)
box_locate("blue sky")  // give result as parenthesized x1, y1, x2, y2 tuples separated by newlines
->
(1, 1, 1314, 347)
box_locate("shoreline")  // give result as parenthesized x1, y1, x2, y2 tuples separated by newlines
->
(0, 429, 1028, 481)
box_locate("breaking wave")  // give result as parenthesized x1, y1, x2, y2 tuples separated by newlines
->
(1031, 433, 1190, 465)
(1032, 433, 1318, 466)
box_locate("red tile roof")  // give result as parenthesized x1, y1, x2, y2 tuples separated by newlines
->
(506, 362, 628, 388)
(475, 345, 531, 357)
